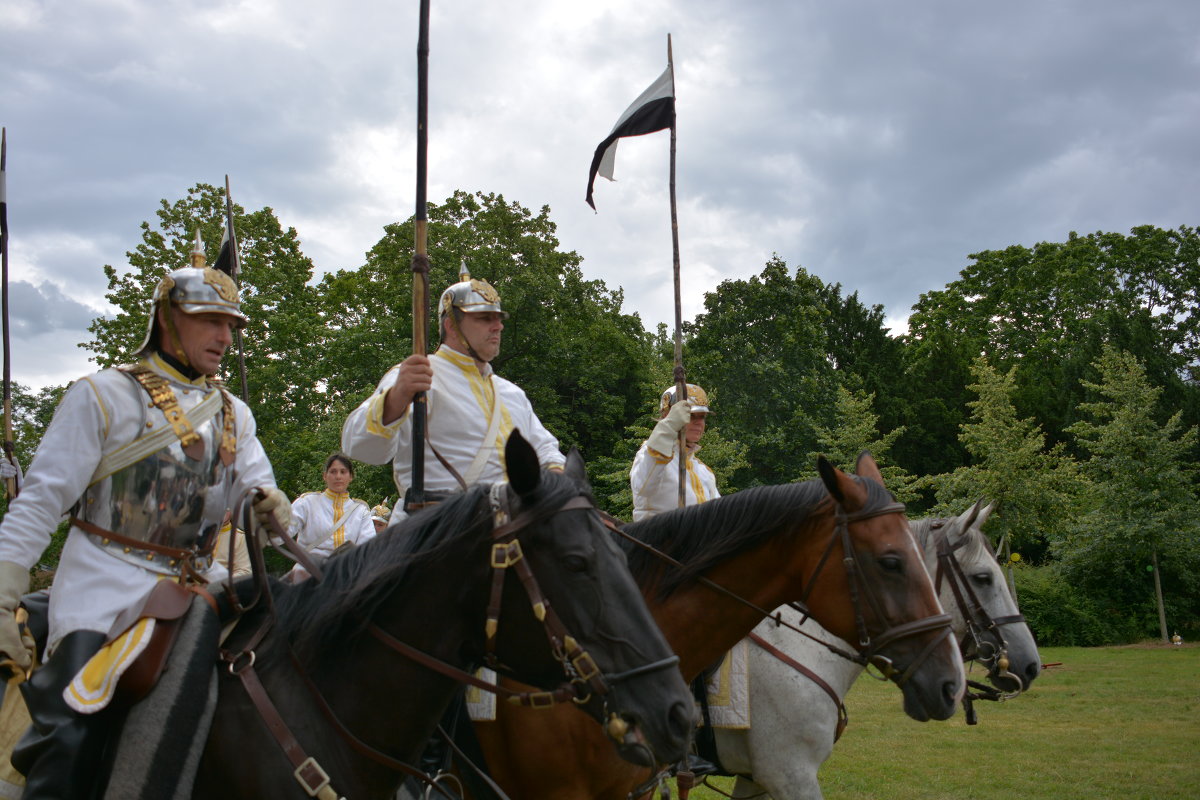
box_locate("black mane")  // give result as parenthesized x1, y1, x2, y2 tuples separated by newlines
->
(271, 469, 584, 660)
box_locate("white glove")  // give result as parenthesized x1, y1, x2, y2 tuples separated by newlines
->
(0, 457, 21, 483)
(646, 399, 693, 456)
(0, 561, 33, 673)
(252, 487, 291, 541)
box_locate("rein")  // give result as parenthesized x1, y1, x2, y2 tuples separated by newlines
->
(223, 482, 679, 800)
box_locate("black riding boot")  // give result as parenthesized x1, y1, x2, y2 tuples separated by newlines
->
(12, 629, 116, 800)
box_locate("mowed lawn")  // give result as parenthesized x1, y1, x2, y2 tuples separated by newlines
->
(679, 644, 1199, 800)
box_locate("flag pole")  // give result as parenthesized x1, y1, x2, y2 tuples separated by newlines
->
(223, 175, 251, 403)
(667, 35, 687, 508)
(409, 0, 432, 509)
(0, 129, 16, 498)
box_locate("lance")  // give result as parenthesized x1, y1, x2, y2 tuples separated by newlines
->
(408, 0, 432, 508)
(221, 175, 251, 403)
(1, 128, 16, 498)
(666, 36, 687, 509)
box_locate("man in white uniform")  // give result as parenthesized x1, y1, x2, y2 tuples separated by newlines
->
(342, 269, 564, 517)
(0, 255, 289, 799)
(630, 383, 720, 521)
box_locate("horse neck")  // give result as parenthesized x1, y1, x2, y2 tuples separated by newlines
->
(647, 502, 839, 681)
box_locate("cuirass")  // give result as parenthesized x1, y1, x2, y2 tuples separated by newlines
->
(78, 402, 230, 574)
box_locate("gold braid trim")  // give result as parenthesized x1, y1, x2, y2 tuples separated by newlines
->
(126, 366, 200, 450)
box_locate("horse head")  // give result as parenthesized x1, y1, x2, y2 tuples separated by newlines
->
(927, 500, 1040, 694)
(812, 452, 965, 722)
(483, 430, 693, 767)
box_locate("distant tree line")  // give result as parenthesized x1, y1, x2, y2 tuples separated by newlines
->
(4, 183, 1197, 644)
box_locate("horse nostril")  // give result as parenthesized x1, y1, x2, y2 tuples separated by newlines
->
(1024, 660, 1041, 684)
(668, 700, 695, 742)
(942, 680, 960, 706)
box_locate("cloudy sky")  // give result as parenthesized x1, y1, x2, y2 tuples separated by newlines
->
(2, 0, 1197, 390)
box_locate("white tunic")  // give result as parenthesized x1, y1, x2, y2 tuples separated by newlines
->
(288, 490, 375, 560)
(630, 441, 720, 521)
(0, 355, 277, 651)
(342, 345, 565, 511)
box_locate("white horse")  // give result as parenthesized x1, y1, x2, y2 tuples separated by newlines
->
(711, 501, 1040, 800)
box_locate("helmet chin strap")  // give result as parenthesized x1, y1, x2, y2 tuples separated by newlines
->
(156, 305, 202, 379)
(445, 310, 488, 364)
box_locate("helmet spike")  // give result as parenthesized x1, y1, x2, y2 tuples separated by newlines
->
(459, 259, 470, 282)
(190, 229, 206, 269)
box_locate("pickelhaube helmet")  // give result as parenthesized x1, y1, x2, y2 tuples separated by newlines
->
(438, 261, 506, 321)
(659, 383, 711, 417)
(135, 230, 248, 356)
(370, 501, 392, 525)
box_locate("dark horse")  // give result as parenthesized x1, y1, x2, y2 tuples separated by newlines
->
(193, 432, 694, 800)
(471, 453, 966, 800)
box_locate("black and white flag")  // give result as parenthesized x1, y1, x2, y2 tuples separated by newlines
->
(586, 66, 675, 210)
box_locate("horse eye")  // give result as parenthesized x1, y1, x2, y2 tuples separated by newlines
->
(562, 554, 589, 573)
(971, 572, 994, 586)
(878, 556, 903, 573)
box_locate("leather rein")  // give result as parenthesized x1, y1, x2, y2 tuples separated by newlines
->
(220, 483, 679, 800)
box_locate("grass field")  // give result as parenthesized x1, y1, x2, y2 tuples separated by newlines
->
(675, 644, 1199, 800)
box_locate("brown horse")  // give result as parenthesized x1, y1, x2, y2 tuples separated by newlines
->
(468, 453, 965, 800)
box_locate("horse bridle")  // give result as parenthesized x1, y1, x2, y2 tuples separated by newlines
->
(365, 482, 679, 730)
(609, 493, 954, 689)
(794, 500, 954, 687)
(931, 520, 1025, 701)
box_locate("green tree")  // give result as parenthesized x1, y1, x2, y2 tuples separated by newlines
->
(801, 385, 920, 503)
(686, 256, 836, 488)
(925, 356, 1082, 562)
(1063, 347, 1200, 642)
(905, 226, 1200, 458)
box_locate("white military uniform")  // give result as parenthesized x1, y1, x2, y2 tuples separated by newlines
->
(342, 344, 565, 514)
(0, 353, 276, 652)
(630, 442, 720, 522)
(288, 489, 375, 560)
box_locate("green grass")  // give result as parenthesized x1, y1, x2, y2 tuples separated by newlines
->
(674, 644, 1200, 800)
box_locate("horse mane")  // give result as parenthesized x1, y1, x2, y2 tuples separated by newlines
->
(269, 471, 585, 662)
(622, 477, 896, 601)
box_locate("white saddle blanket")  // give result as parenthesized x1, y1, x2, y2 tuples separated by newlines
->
(466, 667, 499, 721)
(701, 639, 750, 729)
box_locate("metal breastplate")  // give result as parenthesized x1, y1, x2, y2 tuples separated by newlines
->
(78, 389, 231, 575)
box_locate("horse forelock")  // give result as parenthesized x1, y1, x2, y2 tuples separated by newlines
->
(622, 479, 831, 600)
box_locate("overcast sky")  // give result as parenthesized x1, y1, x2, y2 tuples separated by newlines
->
(2, 0, 1197, 390)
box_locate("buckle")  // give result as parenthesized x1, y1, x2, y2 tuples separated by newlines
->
(491, 540, 523, 568)
(571, 651, 600, 682)
(294, 756, 331, 796)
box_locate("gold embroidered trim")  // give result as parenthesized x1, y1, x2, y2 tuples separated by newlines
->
(126, 366, 200, 449)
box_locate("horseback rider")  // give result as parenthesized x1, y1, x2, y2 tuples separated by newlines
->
(341, 268, 565, 518)
(0, 253, 290, 799)
(630, 383, 720, 521)
(630, 383, 721, 779)
(285, 452, 375, 580)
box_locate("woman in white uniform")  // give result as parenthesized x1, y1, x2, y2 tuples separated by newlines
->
(287, 454, 375, 578)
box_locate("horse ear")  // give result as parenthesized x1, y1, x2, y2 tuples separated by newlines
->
(957, 498, 984, 533)
(854, 450, 883, 483)
(505, 428, 541, 499)
(564, 447, 590, 487)
(816, 456, 845, 504)
(977, 500, 995, 527)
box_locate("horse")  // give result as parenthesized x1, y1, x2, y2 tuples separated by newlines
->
(714, 500, 1041, 800)
(192, 431, 695, 800)
(467, 452, 966, 800)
